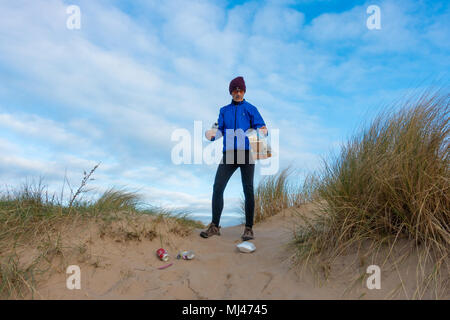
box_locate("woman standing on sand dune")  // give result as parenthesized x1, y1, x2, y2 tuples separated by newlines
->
(200, 76, 268, 241)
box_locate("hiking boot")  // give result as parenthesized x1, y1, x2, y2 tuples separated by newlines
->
(241, 226, 254, 241)
(200, 222, 221, 238)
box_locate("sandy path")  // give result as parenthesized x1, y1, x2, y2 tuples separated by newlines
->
(29, 205, 447, 299)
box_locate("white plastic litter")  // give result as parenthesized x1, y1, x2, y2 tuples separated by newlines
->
(236, 241, 256, 253)
(246, 128, 272, 159)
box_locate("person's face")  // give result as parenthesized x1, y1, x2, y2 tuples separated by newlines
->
(231, 88, 245, 102)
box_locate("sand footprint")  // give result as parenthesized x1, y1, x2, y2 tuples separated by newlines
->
(259, 272, 274, 296)
(223, 273, 233, 299)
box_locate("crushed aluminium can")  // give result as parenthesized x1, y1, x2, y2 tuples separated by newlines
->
(156, 248, 169, 261)
(177, 250, 195, 260)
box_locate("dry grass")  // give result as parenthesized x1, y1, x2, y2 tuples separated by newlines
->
(0, 169, 204, 299)
(291, 87, 449, 299)
(240, 166, 313, 224)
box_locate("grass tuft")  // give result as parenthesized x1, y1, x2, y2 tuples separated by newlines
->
(240, 166, 312, 224)
(291, 87, 449, 298)
(0, 167, 204, 299)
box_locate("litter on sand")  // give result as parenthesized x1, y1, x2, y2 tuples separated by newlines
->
(156, 248, 169, 261)
(177, 250, 195, 260)
(158, 263, 173, 270)
(236, 241, 256, 253)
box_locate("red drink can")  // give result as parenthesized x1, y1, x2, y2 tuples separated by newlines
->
(156, 248, 169, 261)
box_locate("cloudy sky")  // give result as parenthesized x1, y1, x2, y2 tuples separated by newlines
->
(0, 0, 448, 226)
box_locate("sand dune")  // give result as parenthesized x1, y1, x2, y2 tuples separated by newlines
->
(29, 204, 448, 300)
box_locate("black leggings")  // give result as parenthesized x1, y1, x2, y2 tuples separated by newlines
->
(212, 150, 255, 228)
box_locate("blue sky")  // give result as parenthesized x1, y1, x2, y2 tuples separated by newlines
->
(0, 0, 448, 226)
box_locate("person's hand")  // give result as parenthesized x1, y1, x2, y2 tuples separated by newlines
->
(205, 129, 216, 141)
(258, 126, 268, 136)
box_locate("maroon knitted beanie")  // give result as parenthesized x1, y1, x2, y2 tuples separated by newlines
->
(229, 76, 246, 94)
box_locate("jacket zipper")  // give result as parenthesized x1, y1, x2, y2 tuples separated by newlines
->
(234, 105, 237, 150)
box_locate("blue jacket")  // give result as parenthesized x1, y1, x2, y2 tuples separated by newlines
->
(211, 99, 267, 152)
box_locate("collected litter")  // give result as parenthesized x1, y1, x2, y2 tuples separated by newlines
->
(247, 128, 272, 160)
(236, 241, 256, 253)
(158, 263, 173, 270)
(205, 122, 218, 141)
(156, 248, 169, 261)
(177, 250, 195, 260)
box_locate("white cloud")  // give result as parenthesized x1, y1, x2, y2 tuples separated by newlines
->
(0, 0, 446, 226)
(0, 112, 88, 147)
(303, 4, 365, 43)
(252, 5, 305, 38)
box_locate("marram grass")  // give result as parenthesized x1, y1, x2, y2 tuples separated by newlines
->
(292, 88, 449, 299)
